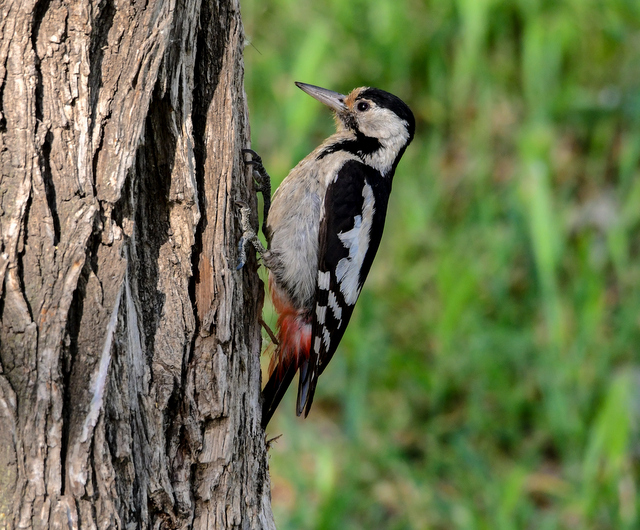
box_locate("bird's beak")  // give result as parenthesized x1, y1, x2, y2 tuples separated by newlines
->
(295, 82, 347, 113)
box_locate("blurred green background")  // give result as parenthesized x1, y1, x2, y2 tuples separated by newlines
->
(241, 0, 640, 528)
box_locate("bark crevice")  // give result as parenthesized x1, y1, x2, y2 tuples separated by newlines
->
(190, 0, 228, 334)
(14, 194, 34, 325)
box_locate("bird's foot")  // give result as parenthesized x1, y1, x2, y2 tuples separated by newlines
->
(236, 200, 268, 270)
(242, 148, 272, 234)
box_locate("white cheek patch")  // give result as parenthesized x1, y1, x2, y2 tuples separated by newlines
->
(359, 109, 410, 175)
(335, 183, 375, 305)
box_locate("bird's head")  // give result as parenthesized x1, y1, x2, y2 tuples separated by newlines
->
(296, 82, 415, 148)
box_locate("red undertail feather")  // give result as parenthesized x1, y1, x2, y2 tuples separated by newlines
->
(270, 307, 312, 377)
(261, 277, 311, 428)
(268, 275, 312, 375)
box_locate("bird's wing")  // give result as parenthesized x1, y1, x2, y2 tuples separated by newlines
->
(296, 159, 390, 417)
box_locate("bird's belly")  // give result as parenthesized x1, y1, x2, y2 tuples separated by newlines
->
(267, 188, 322, 311)
(265, 148, 358, 311)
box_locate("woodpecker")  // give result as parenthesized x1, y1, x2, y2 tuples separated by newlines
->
(239, 82, 415, 428)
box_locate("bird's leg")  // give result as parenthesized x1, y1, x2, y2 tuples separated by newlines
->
(237, 149, 274, 270)
(242, 148, 271, 238)
(236, 200, 269, 270)
(259, 316, 279, 345)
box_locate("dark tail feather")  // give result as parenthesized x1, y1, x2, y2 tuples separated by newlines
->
(303, 373, 318, 418)
(296, 359, 319, 418)
(296, 360, 310, 416)
(261, 360, 297, 429)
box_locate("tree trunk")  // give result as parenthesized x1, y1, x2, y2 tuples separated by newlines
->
(0, 0, 274, 527)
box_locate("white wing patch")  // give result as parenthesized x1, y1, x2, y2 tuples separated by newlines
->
(316, 305, 327, 325)
(318, 270, 330, 290)
(322, 327, 331, 349)
(327, 290, 343, 328)
(335, 183, 375, 305)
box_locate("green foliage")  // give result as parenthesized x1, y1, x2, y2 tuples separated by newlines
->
(242, 0, 640, 527)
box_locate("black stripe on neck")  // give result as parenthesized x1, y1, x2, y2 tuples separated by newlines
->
(316, 131, 382, 161)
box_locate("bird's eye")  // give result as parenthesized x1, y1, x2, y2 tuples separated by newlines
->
(357, 101, 370, 112)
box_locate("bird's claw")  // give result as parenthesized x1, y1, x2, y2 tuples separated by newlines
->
(243, 149, 266, 175)
(237, 148, 273, 270)
(235, 198, 268, 271)
(236, 201, 255, 270)
(243, 148, 272, 231)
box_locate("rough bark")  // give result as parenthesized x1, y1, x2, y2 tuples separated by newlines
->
(0, 0, 274, 527)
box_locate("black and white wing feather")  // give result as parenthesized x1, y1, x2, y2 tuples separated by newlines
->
(297, 159, 391, 416)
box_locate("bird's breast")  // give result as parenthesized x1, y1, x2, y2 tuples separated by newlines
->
(266, 148, 359, 310)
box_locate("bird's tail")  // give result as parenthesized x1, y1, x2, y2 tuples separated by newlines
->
(261, 290, 312, 429)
